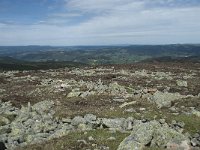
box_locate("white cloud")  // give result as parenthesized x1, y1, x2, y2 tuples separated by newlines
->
(0, 0, 200, 45)
(51, 13, 82, 18)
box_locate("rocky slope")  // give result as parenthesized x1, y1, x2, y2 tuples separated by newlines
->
(0, 62, 200, 150)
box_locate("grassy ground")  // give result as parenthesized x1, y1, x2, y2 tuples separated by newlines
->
(16, 129, 130, 150)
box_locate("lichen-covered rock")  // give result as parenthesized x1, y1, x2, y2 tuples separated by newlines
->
(119, 101, 136, 108)
(117, 121, 189, 150)
(0, 125, 11, 135)
(166, 140, 191, 150)
(32, 100, 55, 113)
(177, 80, 188, 87)
(191, 138, 200, 147)
(118, 137, 144, 150)
(67, 91, 82, 97)
(0, 100, 66, 149)
(77, 123, 88, 131)
(150, 91, 184, 108)
(61, 118, 72, 123)
(84, 114, 97, 123)
(0, 101, 18, 116)
(151, 126, 189, 147)
(102, 118, 126, 129)
(122, 117, 134, 130)
(0, 116, 10, 126)
(192, 109, 200, 117)
(48, 125, 72, 139)
(71, 116, 86, 126)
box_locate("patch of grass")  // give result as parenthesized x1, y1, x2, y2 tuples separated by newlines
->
(99, 107, 135, 118)
(142, 109, 200, 134)
(165, 114, 200, 134)
(142, 110, 164, 120)
(17, 129, 130, 150)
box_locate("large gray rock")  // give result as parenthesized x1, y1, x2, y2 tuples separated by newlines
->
(122, 117, 134, 130)
(0, 116, 10, 126)
(32, 100, 54, 113)
(48, 127, 71, 139)
(0, 101, 18, 116)
(84, 114, 97, 123)
(67, 91, 82, 97)
(0, 125, 11, 135)
(191, 138, 200, 147)
(177, 80, 188, 87)
(150, 91, 184, 108)
(102, 118, 126, 129)
(0, 100, 72, 149)
(71, 116, 86, 126)
(117, 121, 190, 150)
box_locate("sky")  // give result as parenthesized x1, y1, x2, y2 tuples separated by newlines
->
(0, 0, 200, 46)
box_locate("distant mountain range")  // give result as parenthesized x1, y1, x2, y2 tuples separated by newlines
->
(0, 44, 199, 70)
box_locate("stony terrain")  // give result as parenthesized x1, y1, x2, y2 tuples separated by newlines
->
(0, 62, 200, 150)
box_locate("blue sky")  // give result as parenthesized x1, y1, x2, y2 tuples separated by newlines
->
(0, 0, 200, 45)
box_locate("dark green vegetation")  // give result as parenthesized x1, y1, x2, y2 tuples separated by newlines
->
(0, 44, 200, 66)
(0, 57, 86, 71)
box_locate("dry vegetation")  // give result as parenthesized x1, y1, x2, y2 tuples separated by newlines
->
(0, 62, 200, 150)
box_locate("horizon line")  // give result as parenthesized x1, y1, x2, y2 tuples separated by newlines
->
(0, 43, 200, 47)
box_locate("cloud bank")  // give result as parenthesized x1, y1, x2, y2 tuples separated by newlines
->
(0, 0, 200, 45)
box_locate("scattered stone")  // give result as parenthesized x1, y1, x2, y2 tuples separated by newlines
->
(88, 136, 95, 141)
(143, 88, 157, 94)
(0, 116, 10, 126)
(77, 139, 87, 145)
(62, 118, 72, 123)
(92, 143, 97, 147)
(71, 116, 86, 126)
(192, 110, 200, 117)
(149, 91, 184, 108)
(177, 80, 188, 87)
(177, 122, 185, 128)
(119, 101, 136, 108)
(99, 145, 110, 150)
(67, 91, 82, 98)
(139, 108, 146, 111)
(78, 123, 87, 131)
(1, 65, 200, 150)
(0, 125, 11, 135)
(193, 133, 200, 138)
(107, 137, 116, 141)
(84, 114, 97, 123)
(170, 106, 178, 112)
(0, 100, 71, 149)
(191, 138, 200, 147)
(117, 121, 189, 150)
(102, 118, 125, 129)
(113, 98, 125, 103)
(32, 100, 55, 113)
(159, 119, 166, 124)
(167, 140, 190, 150)
(198, 93, 200, 98)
